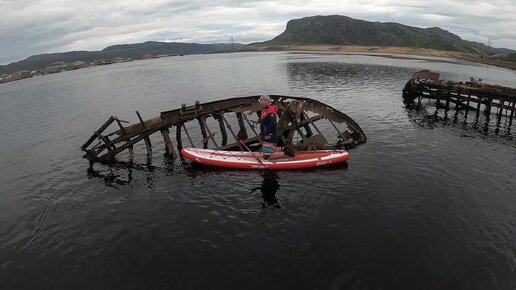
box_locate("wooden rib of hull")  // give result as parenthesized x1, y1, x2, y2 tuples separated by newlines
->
(81, 95, 367, 164)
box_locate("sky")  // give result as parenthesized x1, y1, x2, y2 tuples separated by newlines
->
(1, 0, 516, 65)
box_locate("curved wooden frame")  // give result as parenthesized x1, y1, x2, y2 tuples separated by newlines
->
(81, 95, 367, 164)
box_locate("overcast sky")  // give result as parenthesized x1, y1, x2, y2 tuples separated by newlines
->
(1, 0, 516, 64)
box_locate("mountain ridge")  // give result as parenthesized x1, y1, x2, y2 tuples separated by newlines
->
(259, 15, 512, 55)
(0, 42, 243, 75)
(2, 15, 514, 75)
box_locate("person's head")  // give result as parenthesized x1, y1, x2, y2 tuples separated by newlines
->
(259, 94, 272, 107)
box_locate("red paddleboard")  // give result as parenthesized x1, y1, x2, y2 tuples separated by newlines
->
(181, 147, 349, 170)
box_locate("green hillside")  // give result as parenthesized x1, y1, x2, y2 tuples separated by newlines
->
(0, 42, 242, 75)
(504, 52, 516, 62)
(263, 15, 512, 55)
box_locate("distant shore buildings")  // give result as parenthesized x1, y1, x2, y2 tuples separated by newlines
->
(0, 52, 190, 84)
(0, 57, 137, 84)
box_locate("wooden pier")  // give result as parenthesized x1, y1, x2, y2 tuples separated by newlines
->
(81, 95, 367, 164)
(403, 70, 516, 133)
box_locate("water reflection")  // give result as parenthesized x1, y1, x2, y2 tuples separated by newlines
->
(4, 52, 516, 290)
(184, 163, 281, 208)
(404, 101, 515, 144)
(250, 171, 281, 209)
(85, 161, 160, 188)
(86, 167, 132, 188)
(286, 61, 408, 86)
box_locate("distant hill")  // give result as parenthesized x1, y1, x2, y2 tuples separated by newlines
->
(504, 52, 516, 62)
(260, 15, 513, 55)
(0, 42, 243, 75)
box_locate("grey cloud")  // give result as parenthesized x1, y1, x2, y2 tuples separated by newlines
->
(1, 0, 516, 64)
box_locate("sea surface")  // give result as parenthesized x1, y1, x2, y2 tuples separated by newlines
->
(1, 52, 515, 290)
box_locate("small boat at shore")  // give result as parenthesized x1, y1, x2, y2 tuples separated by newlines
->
(181, 147, 349, 170)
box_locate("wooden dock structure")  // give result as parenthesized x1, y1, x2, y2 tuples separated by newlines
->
(403, 70, 516, 133)
(81, 95, 367, 164)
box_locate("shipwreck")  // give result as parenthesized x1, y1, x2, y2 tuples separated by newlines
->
(403, 70, 516, 134)
(81, 95, 367, 164)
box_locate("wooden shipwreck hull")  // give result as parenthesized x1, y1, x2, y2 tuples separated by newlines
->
(403, 70, 516, 134)
(81, 95, 367, 164)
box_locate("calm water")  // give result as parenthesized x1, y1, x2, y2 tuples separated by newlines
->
(1, 52, 516, 290)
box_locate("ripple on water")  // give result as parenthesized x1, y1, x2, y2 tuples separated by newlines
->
(1, 52, 516, 289)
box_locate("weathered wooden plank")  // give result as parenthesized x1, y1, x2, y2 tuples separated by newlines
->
(235, 112, 248, 141)
(445, 91, 451, 110)
(199, 116, 218, 147)
(162, 128, 178, 159)
(136, 111, 153, 160)
(83, 95, 368, 164)
(300, 113, 314, 138)
(90, 124, 161, 154)
(215, 136, 261, 151)
(197, 117, 208, 149)
(175, 124, 183, 151)
(475, 97, 482, 120)
(95, 131, 115, 154)
(497, 101, 504, 125)
(182, 124, 195, 147)
(161, 98, 255, 124)
(100, 127, 161, 160)
(81, 116, 115, 149)
(304, 112, 323, 135)
(217, 113, 228, 146)
(220, 114, 244, 151)
(114, 117, 133, 161)
(241, 113, 260, 138)
(113, 116, 162, 136)
(328, 119, 349, 142)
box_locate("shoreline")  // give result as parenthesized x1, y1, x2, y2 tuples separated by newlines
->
(241, 44, 516, 72)
(1, 45, 515, 85)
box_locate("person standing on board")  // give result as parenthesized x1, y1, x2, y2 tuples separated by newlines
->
(257, 95, 294, 160)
